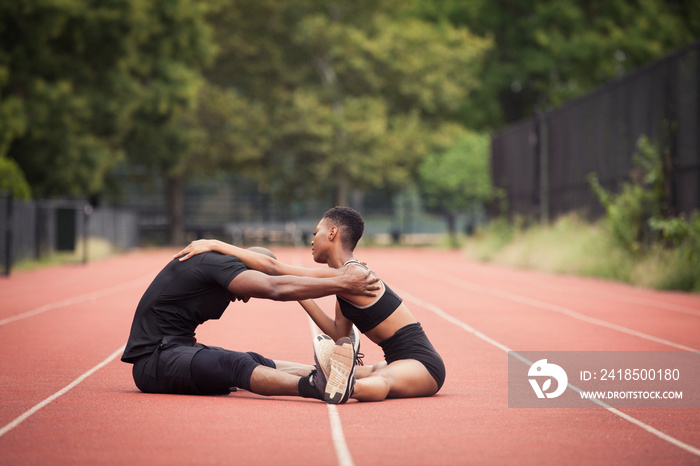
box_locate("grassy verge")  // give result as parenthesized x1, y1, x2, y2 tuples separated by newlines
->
(462, 213, 700, 293)
(11, 237, 116, 272)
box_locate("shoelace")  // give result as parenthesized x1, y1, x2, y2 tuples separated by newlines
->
(355, 352, 364, 366)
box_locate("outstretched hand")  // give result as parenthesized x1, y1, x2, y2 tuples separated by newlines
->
(344, 264, 381, 296)
(173, 239, 218, 261)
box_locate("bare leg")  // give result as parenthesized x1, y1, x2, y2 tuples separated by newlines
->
(273, 360, 314, 377)
(355, 361, 387, 379)
(248, 366, 303, 396)
(351, 359, 438, 402)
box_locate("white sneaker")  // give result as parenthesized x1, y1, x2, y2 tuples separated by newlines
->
(349, 325, 364, 367)
(324, 337, 357, 404)
(313, 333, 334, 378)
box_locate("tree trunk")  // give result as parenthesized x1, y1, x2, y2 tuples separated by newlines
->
(445, 212, 458, 248)
(166, 173, 185, 245)
(334, 170, 349, 207)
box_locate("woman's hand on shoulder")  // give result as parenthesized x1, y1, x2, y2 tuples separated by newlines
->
(173, 239, 220, 261)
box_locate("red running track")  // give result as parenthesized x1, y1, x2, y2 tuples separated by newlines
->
(0, 247, 699, 465)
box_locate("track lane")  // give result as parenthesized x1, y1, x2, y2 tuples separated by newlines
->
(288, 248, 700, 464)
(356, 249, 700, 463)
(1, 247, 699, 465)
(0, 250, 342, 465)
(429, 259, 700, 350)
(0, 251, 165, 320)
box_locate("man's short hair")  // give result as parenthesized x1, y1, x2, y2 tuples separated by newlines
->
(323, 206, 364, 250)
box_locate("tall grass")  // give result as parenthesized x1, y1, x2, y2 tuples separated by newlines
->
(12, 237, 115, 272)
(463, 213, 700, 292)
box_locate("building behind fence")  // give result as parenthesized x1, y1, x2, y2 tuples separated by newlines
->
(0, 194, 137, 275)
(491, 40, 700, 222)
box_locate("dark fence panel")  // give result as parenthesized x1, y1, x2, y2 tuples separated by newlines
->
(12, 201, 38, 265)
(0, 194, 10, 274)
(0, 196, 138, 275)
(674, 45, 700, 215)
(492, 40, 700, 221)
(491, 119, 540, 218)
(88, 208, 138, 251)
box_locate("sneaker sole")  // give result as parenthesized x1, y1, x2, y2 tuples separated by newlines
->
(313, 334, 334, 378)
(324, 337, 355, 404)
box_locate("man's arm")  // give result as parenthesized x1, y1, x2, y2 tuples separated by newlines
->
(174, 239, 340, 278)
(228, 266, 379, 301)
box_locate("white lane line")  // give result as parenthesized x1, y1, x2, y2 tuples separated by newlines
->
(327, 405, 354, 466)
(293, 246, 355, 466)
(459, 267, 700, 318)
(397, 289, 700, 458)
(306, 316, 355, 466)
(0, 345, 125, 438)
(0, 275, 153, 326)
(412, 268, 700, 353)
(556, 290, 700, 317)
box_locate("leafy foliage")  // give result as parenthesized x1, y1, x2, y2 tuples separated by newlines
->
(648, 214, 700, 290)
(419, 131, 492, 214)
(203, 1, 491, 205)
(417, 0, 700, 128)
(0, 156, 31, 200)
(1, 0, 215, 202)
(588, 137, 665, 253)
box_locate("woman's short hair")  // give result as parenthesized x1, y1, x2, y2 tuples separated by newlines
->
(323, 206, 364, 250)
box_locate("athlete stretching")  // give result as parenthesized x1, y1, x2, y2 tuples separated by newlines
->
(122, 246, 378, 403)
(174, 207, 446, 401)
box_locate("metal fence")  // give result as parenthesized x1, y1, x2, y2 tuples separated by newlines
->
(491, 40, 700, 221)
(0, 194, 138, 275)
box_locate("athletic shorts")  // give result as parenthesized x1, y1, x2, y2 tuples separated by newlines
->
(131, 335, 275, 395)
(379, 322, 446, 391)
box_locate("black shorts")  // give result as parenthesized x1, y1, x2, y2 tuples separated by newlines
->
(379, 322, 446, 391)
(131, 336, 276, 395)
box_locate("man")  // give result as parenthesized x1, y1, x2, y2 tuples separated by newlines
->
(121, 247, 378, 403)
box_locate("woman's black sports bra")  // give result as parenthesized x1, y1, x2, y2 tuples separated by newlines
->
(336, 259, 403, 333)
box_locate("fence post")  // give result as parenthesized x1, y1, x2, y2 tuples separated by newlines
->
(83, 203, 92, 265)
(4, 192, 13, 276)
(538, 113, 550, 225)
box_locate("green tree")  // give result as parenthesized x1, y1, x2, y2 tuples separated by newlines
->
(119, 0, 217, 244)
(1, 0, 138, 198)
(1, 0, 216, 243)
(417, 0, 700, 129)
(203, 1, 491, 208)
(0, 156, 31, 200)
(419, 131, 492, 246)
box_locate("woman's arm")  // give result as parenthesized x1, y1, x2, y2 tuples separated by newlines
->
(299, 299, 353, 341)
(173, 239, 341, 278)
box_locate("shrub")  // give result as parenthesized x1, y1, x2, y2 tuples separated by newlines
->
(0, 156, 31, 200)
(588, 136, 664, 253)
(648, 214, 700, 291)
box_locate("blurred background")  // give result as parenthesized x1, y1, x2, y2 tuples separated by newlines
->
(1, 0, 699, 287)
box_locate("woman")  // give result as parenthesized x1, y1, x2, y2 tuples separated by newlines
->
(174, 207, 445, 401)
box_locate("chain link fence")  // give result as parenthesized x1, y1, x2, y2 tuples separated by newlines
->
(492, 40, 700, 221)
